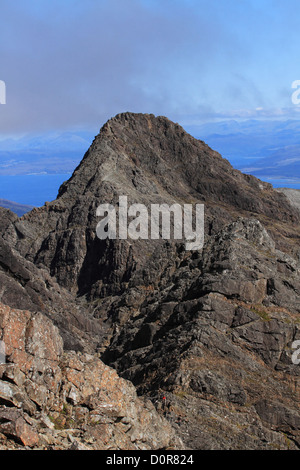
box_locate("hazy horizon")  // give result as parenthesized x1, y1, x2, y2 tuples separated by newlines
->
(1, 1, 300, 205)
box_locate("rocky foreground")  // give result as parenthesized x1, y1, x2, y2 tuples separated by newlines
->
(0, 113, 299, 449)
(0, 303, 180, 450)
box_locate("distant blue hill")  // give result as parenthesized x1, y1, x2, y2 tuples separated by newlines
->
(0, 198, 34, 217)
(240, 145, 300, 179)
(0, 130, 96, 175)
(186, 119, 300, 188)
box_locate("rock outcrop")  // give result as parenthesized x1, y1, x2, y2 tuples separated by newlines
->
(0, 112, 299, 450)
(0, 302, 181, 450)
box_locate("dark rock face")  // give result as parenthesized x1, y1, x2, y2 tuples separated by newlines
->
(0, 112, 299, 449)
(102, 217, 300, 449)
(0, 207, 104, 352)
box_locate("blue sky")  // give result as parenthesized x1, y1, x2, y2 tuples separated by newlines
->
(1, 0, 300, 136)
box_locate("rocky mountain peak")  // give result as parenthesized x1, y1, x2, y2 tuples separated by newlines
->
(0, 113, 299, 450)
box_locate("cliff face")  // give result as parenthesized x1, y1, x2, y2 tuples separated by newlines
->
(0, 112, 300, 449)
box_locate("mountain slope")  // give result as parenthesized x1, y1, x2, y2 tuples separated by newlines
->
(0, 112, 299, 450)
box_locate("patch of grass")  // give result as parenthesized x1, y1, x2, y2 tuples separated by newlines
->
(173, 390, 188, 399)
(48, 404, 76, 430)
(250, 304, 271, 321)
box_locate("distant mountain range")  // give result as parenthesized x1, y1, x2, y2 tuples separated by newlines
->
(240, 145, 300, 179)
(0, 119, 299, 210)
(0, 130, 96, 175)
(0, 198, 33, 216)
(186, 119, 300, 185)
(1, 120, 300, 183)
